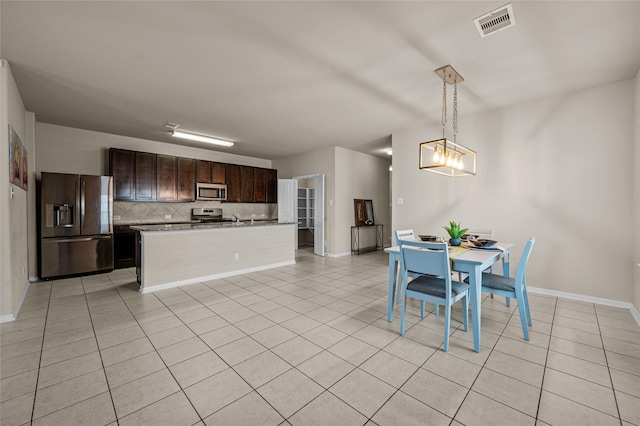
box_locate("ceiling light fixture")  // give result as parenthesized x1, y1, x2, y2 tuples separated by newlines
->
(164, 122, 234, 147)
(419, 65, 476, 177)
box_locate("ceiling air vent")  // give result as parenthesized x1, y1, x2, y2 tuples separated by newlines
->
(474, 3, 516, 38)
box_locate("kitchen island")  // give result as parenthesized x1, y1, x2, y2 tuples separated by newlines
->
(132, 221, 296, 293)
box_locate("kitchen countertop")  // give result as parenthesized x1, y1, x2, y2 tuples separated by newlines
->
(131, 220, 293, 232)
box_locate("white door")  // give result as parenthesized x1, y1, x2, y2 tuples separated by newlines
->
(278, 179, 298, 249)
(313, 175, 325, 256)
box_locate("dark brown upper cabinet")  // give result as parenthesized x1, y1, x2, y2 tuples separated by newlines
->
(212, 162, 226, 184)
(156, 155, 177, 201)
(225, 164, 241, 203)
(109, 149, 135, 200)
(177, 157, 196, 201)
(110, 147, 276, 203)
(135, 151, 156, 201)
(241, 166, 254, 203)
(253, 168, 266, 203)
(266, 169, 278, 203)
(196, 160, 211, 183)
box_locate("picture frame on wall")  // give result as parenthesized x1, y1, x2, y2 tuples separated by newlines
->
(8, 125, 27, 190)
(354, 199, 375, 226)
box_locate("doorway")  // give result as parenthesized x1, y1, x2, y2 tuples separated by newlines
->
(278, 175, 325, 256)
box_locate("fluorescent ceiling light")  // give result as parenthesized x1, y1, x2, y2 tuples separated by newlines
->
(171, 130, 234, 147)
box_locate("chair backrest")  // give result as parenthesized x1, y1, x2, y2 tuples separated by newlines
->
(393, 229, 416, 246)
(466, 229, 494, 240)
(398, 240, 452, 290)
(515, 237, 535, 289)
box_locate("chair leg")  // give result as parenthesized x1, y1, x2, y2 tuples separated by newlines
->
(400, 293, 407, 335)
(522, 287, 532, 326)
(443, 304, 451, 352)
(420, 300, 425, 318)
(434, 304, 439, 316)
(462, 295, 469, 331)
(516, 294, 529, 341)
(505, 296, 510, 307)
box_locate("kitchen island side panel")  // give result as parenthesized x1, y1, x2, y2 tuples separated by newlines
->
(139, 224, 295, 291)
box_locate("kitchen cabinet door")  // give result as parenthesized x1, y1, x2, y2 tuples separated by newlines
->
(177, 157, 196, 201)
(266, 169, 278, 203)
(253, 168, 266, 203)
(196, 160, 211, 183)
(241, 166, 254, 203)
(109, 148, 135, 200)
(156, 154, 177, 201)
(135, 151, 156, 201)
(212, 162, 226, 184)
(225, 164, 241, 203)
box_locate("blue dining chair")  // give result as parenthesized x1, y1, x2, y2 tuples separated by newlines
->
(466, 237, 535, 341)
(398, 240, 469, 352)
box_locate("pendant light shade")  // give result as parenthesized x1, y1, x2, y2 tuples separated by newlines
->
(419, 65, 476, 177)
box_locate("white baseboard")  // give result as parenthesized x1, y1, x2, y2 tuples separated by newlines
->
(140, 260, 296, 294)
(327, 252, 351, 258)
(0, 280, 30, 323)
(529, 286, 640, 327)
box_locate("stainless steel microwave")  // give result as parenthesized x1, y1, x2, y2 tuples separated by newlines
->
(196, 183, 227, 201)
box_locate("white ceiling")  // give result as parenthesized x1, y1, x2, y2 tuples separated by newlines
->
(1, 1, 639, 160)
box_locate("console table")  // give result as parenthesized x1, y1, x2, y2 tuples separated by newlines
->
(351, 224, 383, 254)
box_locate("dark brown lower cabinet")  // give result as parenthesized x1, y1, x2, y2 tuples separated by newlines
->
(114, 225, 136, 269)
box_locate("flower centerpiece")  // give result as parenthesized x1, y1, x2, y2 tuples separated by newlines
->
(443, 221, 468, 246)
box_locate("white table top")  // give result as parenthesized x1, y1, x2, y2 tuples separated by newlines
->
(385, 242, 513, 265)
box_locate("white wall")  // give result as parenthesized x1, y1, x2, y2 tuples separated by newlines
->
(335, 147, 391, 255)
(272, 146, 336, 254)
(0, 60, 33, 320)
(392, 79, 635, 303)
(36, 123, 271, 176)
(634, 70, 640, 311)
(273, 146, 391, 257)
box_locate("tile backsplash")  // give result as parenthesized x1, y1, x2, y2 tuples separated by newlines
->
(113, 200, 277, 224)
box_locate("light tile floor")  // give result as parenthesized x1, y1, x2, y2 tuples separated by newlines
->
(1, 248, 639, 425)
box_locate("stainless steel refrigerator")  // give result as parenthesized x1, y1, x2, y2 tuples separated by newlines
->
(39, 172, 114, 279)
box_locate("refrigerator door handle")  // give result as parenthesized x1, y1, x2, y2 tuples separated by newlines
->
(46, 236, 112, 243)
(80, 179, 86, 232)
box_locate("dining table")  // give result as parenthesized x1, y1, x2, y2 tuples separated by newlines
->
(384, 242, 513, 352)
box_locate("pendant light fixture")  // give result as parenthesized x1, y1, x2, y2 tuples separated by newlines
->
(419, 65, 476, 177)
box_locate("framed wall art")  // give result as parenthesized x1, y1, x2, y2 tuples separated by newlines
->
(9, 125, 27, 190)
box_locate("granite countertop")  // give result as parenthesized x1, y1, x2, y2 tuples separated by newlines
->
(131, 220, 295, 232)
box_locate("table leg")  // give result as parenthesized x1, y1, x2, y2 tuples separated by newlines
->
(387, 254, 397, 322)
(468, 266, 482, 352)
(502, 250, 510, 277)
(501, 249, 511, 307)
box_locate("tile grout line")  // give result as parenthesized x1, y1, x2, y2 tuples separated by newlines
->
(83, 277, 122, 426)
(594, 302, 624, 425)
(532, 296, 558, 423)
(28, 282, 53, 425)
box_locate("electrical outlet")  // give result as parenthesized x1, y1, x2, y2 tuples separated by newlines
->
(251, 214, 256, 218)
(164, 214, 172, 219)
(234, 252, 239, 260)
(113, 215, 121, 220)
(397, 198, 404, 205)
